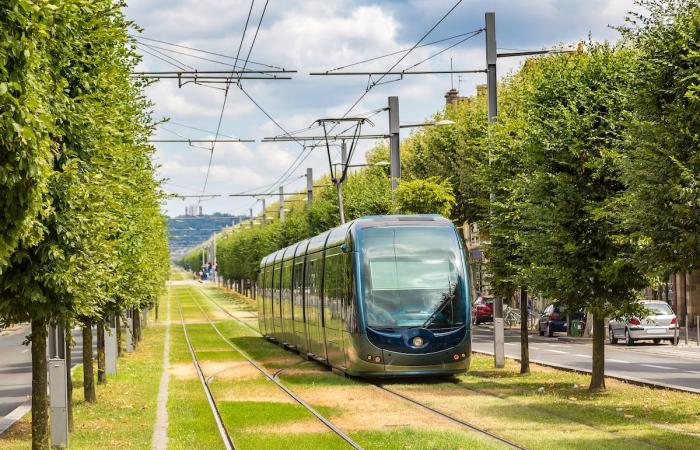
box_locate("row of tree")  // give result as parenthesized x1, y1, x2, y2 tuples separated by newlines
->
(0, 1, 170, 448)
(180, 0, 698, 392)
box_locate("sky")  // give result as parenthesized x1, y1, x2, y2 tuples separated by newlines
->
(125, 0, 639, 218)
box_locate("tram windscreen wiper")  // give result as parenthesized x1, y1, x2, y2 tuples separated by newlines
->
(422, 283, 456, 329)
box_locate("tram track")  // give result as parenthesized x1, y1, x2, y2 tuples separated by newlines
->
(174, 286, 236, 450)
(182, 286, 364, 450)
(196, 285, 528, 450)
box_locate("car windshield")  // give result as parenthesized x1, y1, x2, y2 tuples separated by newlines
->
(359, 226, 466, 329)
(643, 303, 673, 316)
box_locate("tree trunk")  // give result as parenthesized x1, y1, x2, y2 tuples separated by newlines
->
(589, 314, 606, 391)
(97, 322, 106, 384)
(520, 288, 530, 374)
(133, 309, 141, 346)
(65, 325, 74, 432)
(82, 319, 97, 403)
(30, 318, 49, 450)
(155, 299, 159, 322)
(116, 315, 122, 357)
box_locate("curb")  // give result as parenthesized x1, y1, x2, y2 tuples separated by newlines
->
(0, 399, 31, 436)
(472, 349, 700, 395)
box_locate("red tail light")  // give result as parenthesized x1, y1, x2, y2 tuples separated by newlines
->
(629, 317, 640, 325)
(548, 312, 557, 320)
(671, 317, 677, 325)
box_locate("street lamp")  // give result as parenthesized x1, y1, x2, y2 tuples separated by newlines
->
(399, 119, 456, 129)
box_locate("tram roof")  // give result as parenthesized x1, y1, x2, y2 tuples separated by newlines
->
(259, 214, 452, 266)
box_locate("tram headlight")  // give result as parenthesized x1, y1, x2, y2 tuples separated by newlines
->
(412, 336, 424, 347)
(374, 356, 382, 363)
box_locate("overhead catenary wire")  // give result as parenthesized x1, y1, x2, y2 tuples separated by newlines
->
(269, 0, 466, 190)
(324, 29, 484, 73)
(138, 42, 196, 70)
(198, 0, 257, 206)
(132, 34, 284, 70)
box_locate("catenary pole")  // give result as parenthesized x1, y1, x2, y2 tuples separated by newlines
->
(337, 141, 347, 224)
(261, 198, 266, 226)
(485, 11, 505, 369)
(279, 186, 285, 222)
(306, 168, 314, 206)
(388, 96, 400, 193)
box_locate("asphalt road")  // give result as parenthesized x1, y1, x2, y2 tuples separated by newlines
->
(0, 326, 89, 421)
(472, 325, 700, 393)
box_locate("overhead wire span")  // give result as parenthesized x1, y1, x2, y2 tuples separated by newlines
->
(323, 29, 484, 73)
(401, 29, 482, 71)
(270, 1, 465, 189)
(131, 35, 284, 70)
(139, 42, 196, 70)
(198, 0, 257, 206)
(136, 42, 241, 68)
(136, 44, 187, 70)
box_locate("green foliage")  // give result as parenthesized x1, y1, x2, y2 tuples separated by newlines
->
(0, 0, 169, 325)
(396, 177, 455, 216)
(501, 45, 646, 316)
(620, 0, 700, 274)
(403, 95, 489, 223)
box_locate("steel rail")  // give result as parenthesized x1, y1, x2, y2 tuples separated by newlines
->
(175, 288, 236, 450)
(185, 286, 363, 450)
(373, 384, 526, 449)
(196, 286, 529, 449)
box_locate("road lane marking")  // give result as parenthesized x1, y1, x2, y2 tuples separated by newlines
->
(548, 350, 567, 354)
(529, 346, 541, 350)
(606, 358, 629, 363)
(574, 354, 589, 358)
(642, 364, 674, 370)
(685, 370, 700, 374)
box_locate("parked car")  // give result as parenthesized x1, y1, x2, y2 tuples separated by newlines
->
(538, 303, 586, 337)
(472, 297, 494, 325)
(609, 301, 679, 345)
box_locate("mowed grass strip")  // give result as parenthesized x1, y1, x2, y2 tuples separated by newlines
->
(171, 284, 346, 449)
(0, 311, 166, 449)
(199, 283, 700, 450)
(192, 284, 510, 450)
(459, 354, 700, 449)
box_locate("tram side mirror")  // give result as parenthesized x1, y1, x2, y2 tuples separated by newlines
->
(340, 243, 348, 253)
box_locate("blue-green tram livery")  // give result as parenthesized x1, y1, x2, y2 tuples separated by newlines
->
(257, 215, 471, 377)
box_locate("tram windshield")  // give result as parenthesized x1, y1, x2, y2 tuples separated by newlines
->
(360, 226, 466, 329)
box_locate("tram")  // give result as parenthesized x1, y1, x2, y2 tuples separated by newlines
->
(257, 215, 471, 377)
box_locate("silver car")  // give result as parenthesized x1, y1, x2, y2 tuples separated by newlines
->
(609, 301, 679, 345)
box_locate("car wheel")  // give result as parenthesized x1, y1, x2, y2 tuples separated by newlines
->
(653, 339, 661, 345)
(670, 336, 679, 345)
(538, 324, 544, 336)
(609, 327, 617, 345)
(624, 328, 634, 346)
(547, 323, 553, 337)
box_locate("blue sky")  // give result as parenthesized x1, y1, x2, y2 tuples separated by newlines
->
(125, 0, 638, 218)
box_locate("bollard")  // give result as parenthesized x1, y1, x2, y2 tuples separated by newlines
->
(494, 318, 505, 368)
(49, 359, 69, 448)
(105, 316, 117, 375)
(47, 324, 68, 448)
(685, 316, 689, 345)
(696, 316, 699, 347)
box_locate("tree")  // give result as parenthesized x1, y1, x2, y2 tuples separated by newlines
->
(620, 0, 700, 296)
(511, 45, 646, 390)
(396, 177, 455, 216)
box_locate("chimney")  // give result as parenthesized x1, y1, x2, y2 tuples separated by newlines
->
(445, 88, 460, 105)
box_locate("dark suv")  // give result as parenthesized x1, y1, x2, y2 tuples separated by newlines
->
(538, 303, 585, 337)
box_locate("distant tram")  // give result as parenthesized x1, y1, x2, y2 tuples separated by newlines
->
(257, 215, 472, 377)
